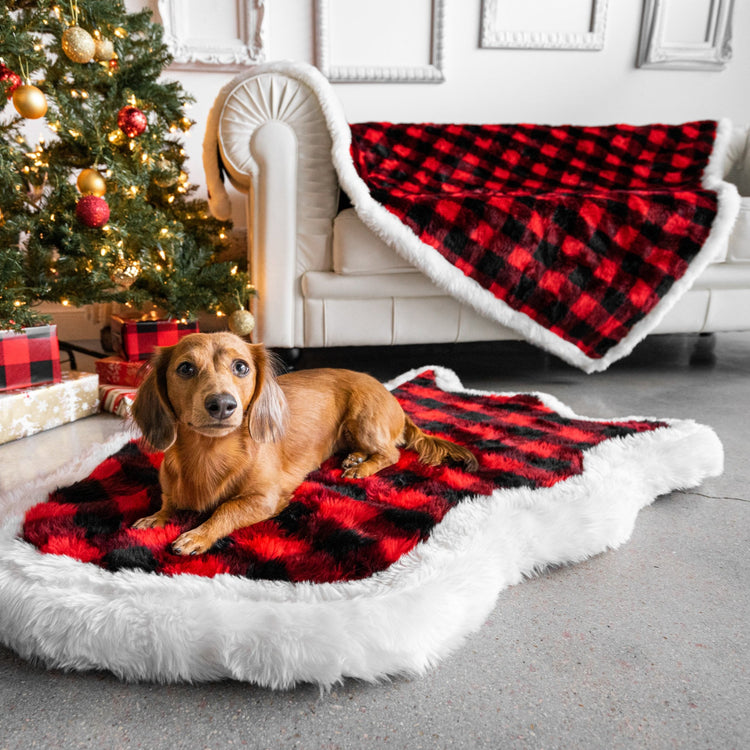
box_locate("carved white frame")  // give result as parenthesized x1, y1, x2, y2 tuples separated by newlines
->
(315, 0, 446, 83)
(637, 0, 734, 70)
(158, 0, 267, 71)
(480, 0, 608, 51)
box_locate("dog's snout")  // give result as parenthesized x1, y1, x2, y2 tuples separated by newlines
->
(205, 392, 238, 421)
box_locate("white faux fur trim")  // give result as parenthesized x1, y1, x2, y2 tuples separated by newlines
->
(205, 62, 741, 372)
(0, 368, 723, 688)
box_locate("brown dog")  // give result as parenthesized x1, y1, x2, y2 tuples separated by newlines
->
(131, 332, 477, 555)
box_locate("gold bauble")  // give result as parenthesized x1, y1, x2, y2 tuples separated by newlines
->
(111, 263, 138, 290)
(62, 26, 96, 64)
(12, 84, 47, 119)
(228, 309, 255, 337)
(153, 157, 179, 187)
(107, 129, 126, 146)
(77, 168, 107, 197)
(94, 37, 115, 62)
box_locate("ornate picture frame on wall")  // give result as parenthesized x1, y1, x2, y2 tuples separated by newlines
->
(480, 0, 608, 51)
(637, 0, 734, 70)
(157, 0, 266, 71)
(315, 0, 446, 83)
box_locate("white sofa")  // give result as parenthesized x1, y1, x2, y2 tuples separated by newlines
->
(205, 62, 750, 361)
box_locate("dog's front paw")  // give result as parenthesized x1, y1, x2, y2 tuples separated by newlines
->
(342, 452, 369, 478)
(342, 452, 366, 469)
(342, 463, 379, 479)
(171, 528, 214, 556)
(132, 512, 169, 530)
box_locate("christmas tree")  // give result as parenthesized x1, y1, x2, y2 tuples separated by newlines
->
(0, 0, 251, 332)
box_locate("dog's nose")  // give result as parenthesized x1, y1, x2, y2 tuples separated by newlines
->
(204, 393, 238, 421)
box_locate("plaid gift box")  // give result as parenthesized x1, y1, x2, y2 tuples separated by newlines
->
(95, 356, 147, 388)
(0, 325, 62, 393)
(110, 316, 199, 362)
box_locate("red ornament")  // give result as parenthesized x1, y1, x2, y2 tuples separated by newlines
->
(0, 63, 22, 100)
(76, 195, 110, 228)
(117, 105, 147, 138)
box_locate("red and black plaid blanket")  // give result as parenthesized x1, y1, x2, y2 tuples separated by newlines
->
(348, 121, 722, 368)
(22, 370, 664, 583)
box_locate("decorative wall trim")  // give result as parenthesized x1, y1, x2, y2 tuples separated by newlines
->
(158, 0, 267, 71)
(637, 0, 734, 70)
(480, 0, 608, 51)
(315, 0, 446, 83)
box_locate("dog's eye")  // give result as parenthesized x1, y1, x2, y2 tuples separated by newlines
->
(176, 361, 196, 378)
(232, 359, 250, 377)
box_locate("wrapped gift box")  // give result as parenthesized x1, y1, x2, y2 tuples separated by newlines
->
(0, 325, 62, 393)
(0, 371, 99, 445)
(99, 383, 136, 418)
(95, 356, 147, 388)
(111, 315, 199, 362)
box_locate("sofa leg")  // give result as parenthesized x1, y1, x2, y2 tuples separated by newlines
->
(690, 332, 716, 366)
(272, 347, 302, 371)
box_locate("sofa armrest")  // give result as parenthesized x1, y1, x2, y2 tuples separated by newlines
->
(205, 64, 341, 347)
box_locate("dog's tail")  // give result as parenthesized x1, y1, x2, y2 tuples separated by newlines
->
(401, 415, 478, 472)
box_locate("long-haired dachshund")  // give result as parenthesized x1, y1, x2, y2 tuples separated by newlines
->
(131, 332, 477, 555)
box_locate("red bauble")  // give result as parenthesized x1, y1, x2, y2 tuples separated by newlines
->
(76, 195, 110, 228)
(117, 105, 147, 138)
(0, 64, 22, 100)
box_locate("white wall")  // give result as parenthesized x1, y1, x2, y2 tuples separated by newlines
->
(132, 0, 750, 227)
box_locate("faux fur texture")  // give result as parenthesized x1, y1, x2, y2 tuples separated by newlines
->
(204, 61, 741, 372)
(20, 370, 667, 582)
(0, 368, 723, 688)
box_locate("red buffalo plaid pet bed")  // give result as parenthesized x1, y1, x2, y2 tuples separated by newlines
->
(0, 367, 723, 687)
(22, 369, 667, 582)
(338, 120, 738, 372)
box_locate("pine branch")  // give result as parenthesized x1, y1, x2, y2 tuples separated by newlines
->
(0, 0, 248, 329)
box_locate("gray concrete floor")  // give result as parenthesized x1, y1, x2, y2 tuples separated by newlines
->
(0, 333, 747, 750)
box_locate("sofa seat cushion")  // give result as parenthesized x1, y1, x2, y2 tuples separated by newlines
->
(727, 198, 750, 261)
(302, 269, 442, 299)
(333, 208, 414, 275)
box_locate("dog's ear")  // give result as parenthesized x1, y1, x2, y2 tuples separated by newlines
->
(246, 344, 288, 443)
(131, 345, 178, 451)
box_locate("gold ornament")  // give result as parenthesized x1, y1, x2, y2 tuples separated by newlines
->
(62, 26, 96, 64)
(77, 168, 107, 197)
(107, 129, 126, 146)
(111, 262, 139, 290)
(228, 309, 255, 337)
(12, 84, 47, 119)
(153, 157, 179, 187)
(94, 37, 115, 62)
